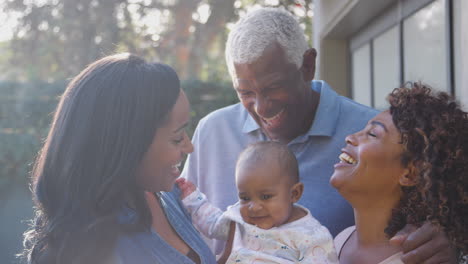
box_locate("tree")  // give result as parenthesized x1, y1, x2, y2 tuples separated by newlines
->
(2, 0, 312, 81)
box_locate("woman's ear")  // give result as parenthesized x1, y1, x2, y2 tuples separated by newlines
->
(290, 182, 304, 203)
(399, 163, 418, 186)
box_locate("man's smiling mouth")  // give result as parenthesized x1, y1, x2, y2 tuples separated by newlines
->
(260, 109, 285, 125)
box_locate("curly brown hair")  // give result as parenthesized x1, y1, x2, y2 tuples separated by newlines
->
(383, 83, 468, 255)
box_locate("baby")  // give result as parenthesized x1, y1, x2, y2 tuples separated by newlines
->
(177, 141, 338, 263)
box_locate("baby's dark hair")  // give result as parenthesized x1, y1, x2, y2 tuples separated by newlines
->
(236, 141, 299, 184)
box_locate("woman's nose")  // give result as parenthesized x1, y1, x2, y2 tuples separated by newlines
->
(345, 133, 357, 146)
(182, 134, 194, 154)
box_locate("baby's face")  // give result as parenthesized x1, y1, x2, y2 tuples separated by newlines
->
(236, 163, 295, 229)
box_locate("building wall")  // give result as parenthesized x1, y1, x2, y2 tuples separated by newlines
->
(313, 0, 356, 96)
(313, 0, 467, 109)
(454, 0, 468, 109)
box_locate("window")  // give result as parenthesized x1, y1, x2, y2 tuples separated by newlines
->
(350, 0, 452, 109)
(373, 26, 400, 109)
(351, 44, 372, 106)
(403, 0, 448, 91)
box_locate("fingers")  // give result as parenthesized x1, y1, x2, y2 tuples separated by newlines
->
(175, 178, 196, 199)
(400, 222, 456, 264)
(175, 177, 186, 185)
(401, 222, 435, 254)
(390, 224, 417, 246)
(402, 246, 455, 264)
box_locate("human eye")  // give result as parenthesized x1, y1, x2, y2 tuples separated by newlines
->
(172, 131, 186, 145)
(172, 137, 184, 144)
(261, 194, 272, 200)
(239, 195, 250, 202)
(367, 130, 377, 137)
(239, 91, 253, 97)
(364, 124, 377, 138)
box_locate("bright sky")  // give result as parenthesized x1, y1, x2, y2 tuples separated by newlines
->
(0, 9, 21, 42)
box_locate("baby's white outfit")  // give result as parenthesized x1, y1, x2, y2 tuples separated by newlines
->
(182, 189, 339, 264)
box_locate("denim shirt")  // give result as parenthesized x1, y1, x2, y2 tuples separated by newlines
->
(112, 186, 217, 264)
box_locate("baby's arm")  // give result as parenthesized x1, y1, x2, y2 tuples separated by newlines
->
(176, 178, 231, 240)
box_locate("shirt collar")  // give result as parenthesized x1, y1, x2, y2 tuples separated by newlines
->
(241, 80, 340, 138)
(242, 109, 260, 133)
(306, 80, 340, 137)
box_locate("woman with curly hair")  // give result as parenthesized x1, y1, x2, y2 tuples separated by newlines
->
(331, 83, 468, 264)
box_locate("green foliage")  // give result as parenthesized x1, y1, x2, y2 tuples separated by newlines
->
(0, 81, 65, 193)
(0, 79, 238, 189)
(182, 79, 238, 136)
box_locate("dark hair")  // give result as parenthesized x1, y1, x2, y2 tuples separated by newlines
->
(22, 53, 181, 263)
(236, 141, 299, 184)
(384, 83, 468, 255)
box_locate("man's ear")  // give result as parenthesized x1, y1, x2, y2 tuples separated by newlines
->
(290, 182, 304, 203)
(399, 163, 418, 187)
(301, 48, 317, 82)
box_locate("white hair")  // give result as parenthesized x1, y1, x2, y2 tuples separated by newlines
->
(225, 7, 309, 80)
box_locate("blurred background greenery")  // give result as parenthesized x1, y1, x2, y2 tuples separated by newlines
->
(0, 0, 313, 263)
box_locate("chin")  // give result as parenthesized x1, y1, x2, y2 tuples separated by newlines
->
(329, 173, 340, 189)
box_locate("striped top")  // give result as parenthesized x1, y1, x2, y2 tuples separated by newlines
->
(111, 186, 217, 264)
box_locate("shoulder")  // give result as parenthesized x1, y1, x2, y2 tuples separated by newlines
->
(192, 103, 254, 146)
(379, 252, 404, 264)
(334, 226, 356, 253)
(313, 80, 378, 126)
(338, 95, 378, 118)
(281, 205, 333, 238)
(196, 103, 247, 129)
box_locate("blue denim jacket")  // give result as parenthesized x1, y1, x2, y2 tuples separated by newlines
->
(111, 186, 217, 264)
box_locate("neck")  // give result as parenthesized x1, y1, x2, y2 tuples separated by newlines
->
(302, 86, 320, 133)
(276, 85, 319, 144)
(352, 197, 398, 246)
(354, 208, 392, 246)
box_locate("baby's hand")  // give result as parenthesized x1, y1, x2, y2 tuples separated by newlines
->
(175, 178, 196, 199)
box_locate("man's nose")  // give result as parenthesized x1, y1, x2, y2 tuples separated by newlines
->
(254, 96, 269, 117)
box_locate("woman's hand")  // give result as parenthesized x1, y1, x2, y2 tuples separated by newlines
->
(390, 222, 457, 264)
(175, 178, 196, 199)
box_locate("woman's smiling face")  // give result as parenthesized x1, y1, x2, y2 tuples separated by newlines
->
(136, 91, 193, 192)
(330, 111, 409, 201)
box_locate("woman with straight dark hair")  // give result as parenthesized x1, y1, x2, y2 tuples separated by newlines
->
(21, 53, 217, 263)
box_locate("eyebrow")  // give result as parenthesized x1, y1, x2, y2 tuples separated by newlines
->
(173, 122, 188, 133)
(236, 74, 285, 88)
(370, 120, 388, 132)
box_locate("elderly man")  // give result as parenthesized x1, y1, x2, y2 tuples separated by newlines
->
(182, 7, 456, 263)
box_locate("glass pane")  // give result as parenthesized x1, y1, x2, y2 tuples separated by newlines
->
(453, 0, 468, 110)
(403, 0, 448, 91)
(352, 43, 371, 106)
(373, 26, 400, 110)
